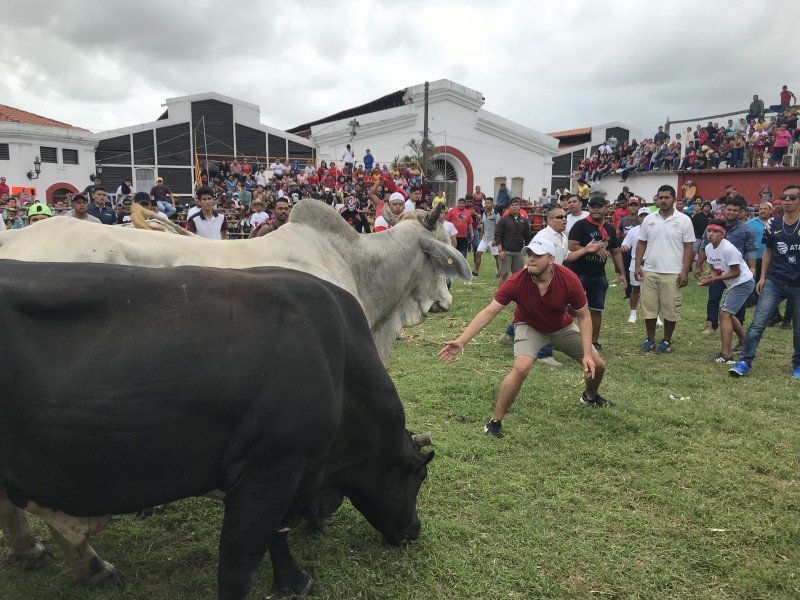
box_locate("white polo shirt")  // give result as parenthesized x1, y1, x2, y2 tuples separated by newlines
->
(533, 226, 568, 265)
(188, 211, 227, 240)
(638, 209, 695, 273)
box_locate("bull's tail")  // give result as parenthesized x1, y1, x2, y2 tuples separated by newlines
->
(131, 204, 193, 236)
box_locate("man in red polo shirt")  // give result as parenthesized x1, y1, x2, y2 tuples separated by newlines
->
(439, 238, 612, 440)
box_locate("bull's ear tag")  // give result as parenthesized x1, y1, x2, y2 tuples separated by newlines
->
(447, 258, 453, 265)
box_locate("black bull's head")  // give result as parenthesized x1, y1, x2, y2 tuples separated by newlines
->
(302, 432, 433, 545)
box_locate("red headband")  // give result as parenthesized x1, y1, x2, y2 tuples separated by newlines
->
(706, 224, 726, 235)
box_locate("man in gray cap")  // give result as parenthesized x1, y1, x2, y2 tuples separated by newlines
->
(439, 238, 613, 440)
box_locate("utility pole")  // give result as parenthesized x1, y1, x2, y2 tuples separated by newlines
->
(422, 81, 430, 175)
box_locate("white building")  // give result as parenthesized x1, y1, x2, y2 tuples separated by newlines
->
(0, 104, 97, 203)
(95, 92, 314, 199)
(288, 79, 560, 204)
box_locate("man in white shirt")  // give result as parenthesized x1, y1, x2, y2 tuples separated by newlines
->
(620, 207, 651, 323)
(255, 166, 269, 188)
(565, 194, 588, 238)
(342, 144, 355, 173)
(404, 187, 421, 213)
(474, 197, 499, 275)
(634, 184, 695, 353)
(115, 178, 136, 207)
(186, 186, 228, 240)
(699, 219, 755, 364)
(270, 160, 285, 179)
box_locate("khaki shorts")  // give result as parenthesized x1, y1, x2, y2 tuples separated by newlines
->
(514, 322, 591, 361)
(499, 251, 524, 274)
(640, 271, 682, 321)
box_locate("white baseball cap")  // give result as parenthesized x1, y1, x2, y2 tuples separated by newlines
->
(523, 238, 556, 257)
(389, 192, 405, 203)
(638, 207, 651, 216)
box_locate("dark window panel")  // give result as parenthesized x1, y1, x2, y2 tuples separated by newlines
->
(133, 130, 156, 164)
(156, 123, 191, 166)
(40, 146, 58, 163)
(191, 100, 234, 161)
(96, 135, 131, 165)
(155, 167, 193, 195)
(235, 124, 267, 160)
(268, 134, 286, 160)
(62, 148, 79, 165)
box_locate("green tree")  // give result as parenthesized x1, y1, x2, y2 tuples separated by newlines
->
(400, 138, 436, 166)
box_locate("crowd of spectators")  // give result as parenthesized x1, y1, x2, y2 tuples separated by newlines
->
(574, 87, 800, 184)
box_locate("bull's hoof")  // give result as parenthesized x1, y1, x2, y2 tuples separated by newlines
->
(84, 560, 127, 588)
(275, 573, 315, 597)
(10, 543, 53, 571)
(134, 505, 166, 520)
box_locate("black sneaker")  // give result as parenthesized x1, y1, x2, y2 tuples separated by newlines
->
(732, 341, 743, 353)
(484, 419, 503, 439)
(592, 342, 603, 352)
(710, 352, 735, 364)
(580, 393, 616, 408)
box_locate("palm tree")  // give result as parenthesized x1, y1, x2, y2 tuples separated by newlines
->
(400, 138, 436, 167)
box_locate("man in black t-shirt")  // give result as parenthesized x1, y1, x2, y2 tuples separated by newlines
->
(568, 196, 627, 350)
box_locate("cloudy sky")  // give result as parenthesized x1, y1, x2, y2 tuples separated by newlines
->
(2, 0, 796, 137)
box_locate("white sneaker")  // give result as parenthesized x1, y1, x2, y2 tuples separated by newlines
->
(536, 356, 563, 368)
(628, 313, 637, 324)
(656, 316, 663, 327)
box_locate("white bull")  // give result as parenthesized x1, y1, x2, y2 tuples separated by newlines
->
(0, 201, 471, 365)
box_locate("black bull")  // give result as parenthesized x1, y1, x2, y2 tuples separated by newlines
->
(0, 261, 434, 599)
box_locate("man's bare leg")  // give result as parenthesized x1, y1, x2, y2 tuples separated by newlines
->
(490, 355, 534, 420)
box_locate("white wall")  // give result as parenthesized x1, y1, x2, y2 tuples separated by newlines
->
(589, 172, 679, 204)
(0, 123, 97, 201)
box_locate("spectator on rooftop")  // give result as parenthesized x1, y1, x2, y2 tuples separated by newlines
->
(363, 149, 374, 171)
(653, 126, 668, 145)
(747, 94, 765, 123)
(777, 85, 797, 112)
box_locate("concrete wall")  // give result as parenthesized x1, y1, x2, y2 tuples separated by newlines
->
(675, 167, 800, 205)
(587, 172, 679, 204)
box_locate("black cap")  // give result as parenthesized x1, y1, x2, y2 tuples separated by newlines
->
(587, 196, 607, 206)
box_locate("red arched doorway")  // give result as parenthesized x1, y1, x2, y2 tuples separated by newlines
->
(46, 182, 79, 205)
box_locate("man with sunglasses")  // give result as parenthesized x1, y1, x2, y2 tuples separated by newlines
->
(117, 198, 134, 224)
(730, 185, 800, 379)
(529, 206, 603, 366)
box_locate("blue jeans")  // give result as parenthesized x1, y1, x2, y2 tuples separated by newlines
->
(707, 279, 746, 329)
(739, 279, 800, 368)
(158, 201, 176, 218)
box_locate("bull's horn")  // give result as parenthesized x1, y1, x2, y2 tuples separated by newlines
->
(412, 432, 432, 449)
(423, 203, 444, 231)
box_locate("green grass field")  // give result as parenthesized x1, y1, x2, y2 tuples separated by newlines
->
(1, 261, 798, 599)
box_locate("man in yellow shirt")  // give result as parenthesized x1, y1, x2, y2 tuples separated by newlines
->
(432, 190, 446, 207)
(681, 180, 696, 202)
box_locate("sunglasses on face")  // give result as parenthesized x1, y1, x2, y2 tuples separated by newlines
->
(549, 215, 567, 219)
(779, 194, 800, 200)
